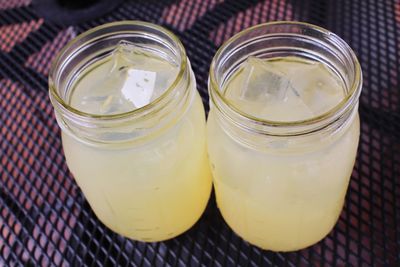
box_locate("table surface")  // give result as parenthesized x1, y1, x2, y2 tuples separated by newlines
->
(0, 0, 399, 266)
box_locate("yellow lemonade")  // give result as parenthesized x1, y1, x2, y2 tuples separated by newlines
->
(207, 56, 360, 251)
(58, 41, 212, 241)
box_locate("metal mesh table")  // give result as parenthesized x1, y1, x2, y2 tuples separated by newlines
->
(0, 0, 399, 266)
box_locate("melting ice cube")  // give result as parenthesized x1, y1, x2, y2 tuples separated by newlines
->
(70, 40, 179, 115)
(240, 56, 291, 102)
(224, 56, 322, 121)
(286, 61, 345, 116)
(121, 69, 156, 108)
(225, 56, 346, 121)
(109, 40, 147, 72)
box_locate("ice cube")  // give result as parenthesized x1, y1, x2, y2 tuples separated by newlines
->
(240, 56, 291, 102)
(283, 83, 315, 119)
(240, 56, 316, 118)
(286, 61, 344, 115)
(70, 40, 180, 115)
(223, 56, 345, 121)
(121, 69, 156, 108)
(86, 40, 158, 112)
(77, 63, 128, 114)
(109, 40, 148, 72)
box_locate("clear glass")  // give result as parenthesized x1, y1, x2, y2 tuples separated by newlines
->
(207, 22, 362, 251)
(49, 21, 212, 242)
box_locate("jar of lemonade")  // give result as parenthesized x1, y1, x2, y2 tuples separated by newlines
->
(49, 21, 212, 242)
(207, 22, 362, 251)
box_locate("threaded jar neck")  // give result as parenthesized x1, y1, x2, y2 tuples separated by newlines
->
(209, 21, 362, 138)
(49, 21, 192, 145)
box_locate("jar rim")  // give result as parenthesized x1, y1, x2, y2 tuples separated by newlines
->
(49, 20, 187, 120)
(209, 21, 362, 128)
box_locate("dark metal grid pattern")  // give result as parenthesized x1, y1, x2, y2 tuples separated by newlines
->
(0, 0, 399, 266)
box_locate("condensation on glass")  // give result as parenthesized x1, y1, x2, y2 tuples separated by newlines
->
(49, 21, 212, 242)
(207, 22, 362, 251)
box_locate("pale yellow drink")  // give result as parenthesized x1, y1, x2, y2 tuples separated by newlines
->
(59, 41, 212, 241)
(207, 56, 360, 251)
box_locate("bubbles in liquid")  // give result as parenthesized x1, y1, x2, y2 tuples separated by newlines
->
(224, 56, 345, 121)
(70, 40, 179, 115)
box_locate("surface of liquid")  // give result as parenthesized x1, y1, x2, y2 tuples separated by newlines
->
(207, 56, 360, 251)
(223, 56, 345, 121)
(70, 41, 180, 115)
(63, 43, 212, 241)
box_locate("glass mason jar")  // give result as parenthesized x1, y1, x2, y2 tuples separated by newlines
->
(49, 21, 212, 242)
(207, 22, 362, 251)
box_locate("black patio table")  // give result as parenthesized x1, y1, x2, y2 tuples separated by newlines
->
(0, 0, 399, 266)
